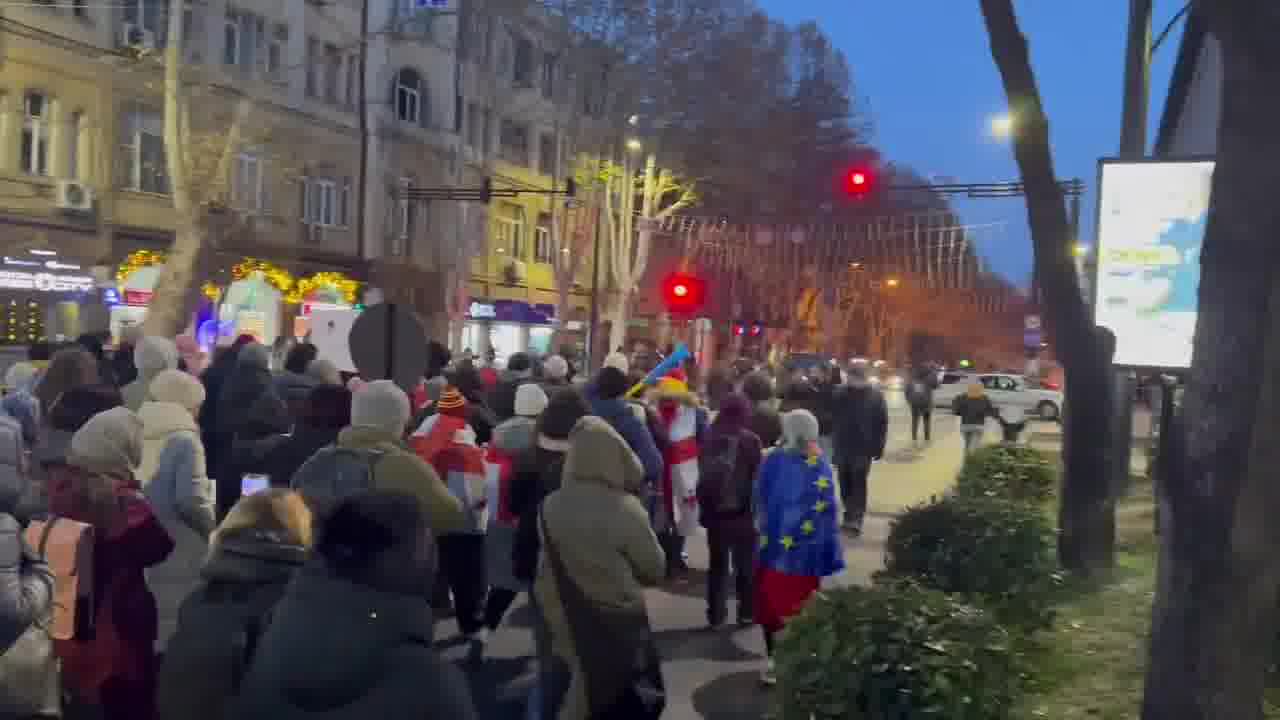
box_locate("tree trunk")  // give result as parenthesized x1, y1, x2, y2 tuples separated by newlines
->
(979, 0, 1114, 575)
(607, 295, 629, 355)
(1142, 5, 1280, 717)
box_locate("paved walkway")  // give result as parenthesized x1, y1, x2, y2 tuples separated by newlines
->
(439, 415, 982, 720)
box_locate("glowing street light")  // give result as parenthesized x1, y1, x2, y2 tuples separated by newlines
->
(885, 277, 901, 288)
(990, 113, 1016, 139)
(1072, 243, 1090, 258)
(625, 137, 643, 153)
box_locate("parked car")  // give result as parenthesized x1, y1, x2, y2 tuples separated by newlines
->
(936, 372, 1063, 421)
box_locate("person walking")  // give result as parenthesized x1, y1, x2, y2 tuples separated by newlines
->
(290, 381, 462, 534)
(156, 489, 312, 720)
(742, 372, 783, 449)
(753, 409, 844, 686)
(273, 342, 321, 419)
(260, 385, 352, 488)
(122, 336, 180, 412)
(410, 387, 490, 651)
(954, 382, 998, 454)
(535, 416, 666, 720)
(0, 465, 57, 718)
(34, 346, 99, 419)
(228, 492, 478, 720)
(137, 369, 217, 651)
(696, 393, 762, 628)
(652, 371, 707, 577)
(587, 367, 664, 492)
(48, 407, 175, 720)
(214, 343, 291, 518)
(830, 365, 888, 536)
(491, 352, 535, 421)
(904, 365, 939, 445)
(483, 384, 548, 636)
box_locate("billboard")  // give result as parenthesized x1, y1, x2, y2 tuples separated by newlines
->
(1094, 159, 1212, 369)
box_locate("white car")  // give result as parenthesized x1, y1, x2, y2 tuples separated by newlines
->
(935, 372, 1063, 421)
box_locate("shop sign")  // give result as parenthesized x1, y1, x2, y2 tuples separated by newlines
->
(124, 290, 154, 306)
(0, 271, 94, 293)
(469, 301, 496, 319)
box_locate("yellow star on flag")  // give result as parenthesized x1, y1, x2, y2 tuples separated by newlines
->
(806, 454, 819, 466)
(801, 520, 815, 535)
(814, 499, 830, 513)
(781, 535, 796, 550)
(815, 477, 831, 490)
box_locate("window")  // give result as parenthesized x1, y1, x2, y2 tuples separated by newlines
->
(338, 178, 351, 227)
(512, 34, 533, 87)
(345, 55, 359, 108)
(267, 25, 287, 80)
(394, 68, 423, 125)
(537, 133, 556, 176)
(534, 213, 553, 263)
(20, 93, 49, 176)
(325, 44, 342, 103)
(541, 53, 557, 99)
(465, 102, 480, 149)
(68, 111, 83, 180)
(123, 0, 164, 34)
(224, 10, 264, 72)
(233, 153, 265, 212)
(305, 37, 320, 97)
(303, 178, 336, 226)
(494, 204, 525, 259)
(120, 105, 167, 193)
(499, 119, 528, 166)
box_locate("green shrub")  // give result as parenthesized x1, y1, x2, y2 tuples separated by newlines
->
(775, 582, 1024, 720)
(879, 494, 1060, 629)
(956, 444, 1056, 503)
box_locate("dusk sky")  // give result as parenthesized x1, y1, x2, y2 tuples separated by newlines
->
(754, 1, 1187, 285)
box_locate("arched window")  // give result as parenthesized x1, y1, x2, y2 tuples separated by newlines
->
(394, 68, 423, 125)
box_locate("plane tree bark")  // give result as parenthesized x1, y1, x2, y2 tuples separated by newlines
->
(1141, 3, 1280, 718)
(979, 0, 1116, 574)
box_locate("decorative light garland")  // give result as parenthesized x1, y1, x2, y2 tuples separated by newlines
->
(285, 271, 361, 305)
(116, 249, 166, 284)
(231, 258, 294, 293)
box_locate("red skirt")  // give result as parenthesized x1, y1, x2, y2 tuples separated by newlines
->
(754, 566, 821, 633)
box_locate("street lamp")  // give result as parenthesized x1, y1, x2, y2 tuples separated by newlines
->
(626, 138, 643, 153)
(1071, 243, 1090, 258)
(989, 113, 1016, 139)
(885, 277, 901, 288)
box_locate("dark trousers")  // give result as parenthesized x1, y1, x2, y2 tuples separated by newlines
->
(659, 531, 687, 577)
(484, 587, 520, 631)
(437, 533, 488, 635)
(706, 527, 755, 624)
(838, 457, 871, 523)
(910, 406, 932, 442)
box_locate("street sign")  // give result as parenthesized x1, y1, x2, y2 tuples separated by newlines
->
(349, 302, 429, 393)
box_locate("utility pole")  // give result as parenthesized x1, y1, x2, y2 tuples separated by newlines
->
(356, 0, 370, 263)
(1112, 0, 1153, 502)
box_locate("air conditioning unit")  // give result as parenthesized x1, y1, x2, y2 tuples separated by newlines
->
(119, 23, 156, 52)
(55, 180, 94, 212)
(502, 258, 527, 285)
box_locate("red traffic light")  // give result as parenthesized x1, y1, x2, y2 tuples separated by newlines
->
(843, 167, 874, 196)
(661, 272, 706, 314)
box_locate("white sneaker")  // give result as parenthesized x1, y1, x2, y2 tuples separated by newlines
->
(760, 657, 777, 686)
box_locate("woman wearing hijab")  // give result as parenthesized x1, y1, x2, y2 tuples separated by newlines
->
(753, 409, 844, 686)
(535, 416, 666, 720)
(34, 346, 100, 419)
(953, 382, 998, 453)
(47, 407, 174, 720)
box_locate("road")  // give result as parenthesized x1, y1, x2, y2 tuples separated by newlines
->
(435, 393, 990, 720)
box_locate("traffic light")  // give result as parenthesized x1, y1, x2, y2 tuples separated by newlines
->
(733, 322, 746, 337)
(843, 167, 874, 196)
(661, 272, 706, 315)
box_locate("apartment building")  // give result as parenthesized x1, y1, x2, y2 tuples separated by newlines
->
(454, 3, 603, 362)
(0, 0, 457, 345)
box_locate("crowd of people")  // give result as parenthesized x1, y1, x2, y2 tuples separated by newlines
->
(0, 331, 918, 720)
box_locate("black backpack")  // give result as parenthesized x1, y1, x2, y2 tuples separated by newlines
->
(698, 434, 747, 515)
(289, 446, 386, 517)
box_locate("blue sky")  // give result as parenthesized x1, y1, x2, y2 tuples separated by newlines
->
(754, 1, 1186, 285)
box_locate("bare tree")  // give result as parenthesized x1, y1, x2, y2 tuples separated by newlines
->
(1140, 3, 1280, 718)
(143, 0, 255, 336)
(980, 0, 1116, 575)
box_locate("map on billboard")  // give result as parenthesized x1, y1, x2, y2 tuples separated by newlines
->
(1095, 159, 1213, 370)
